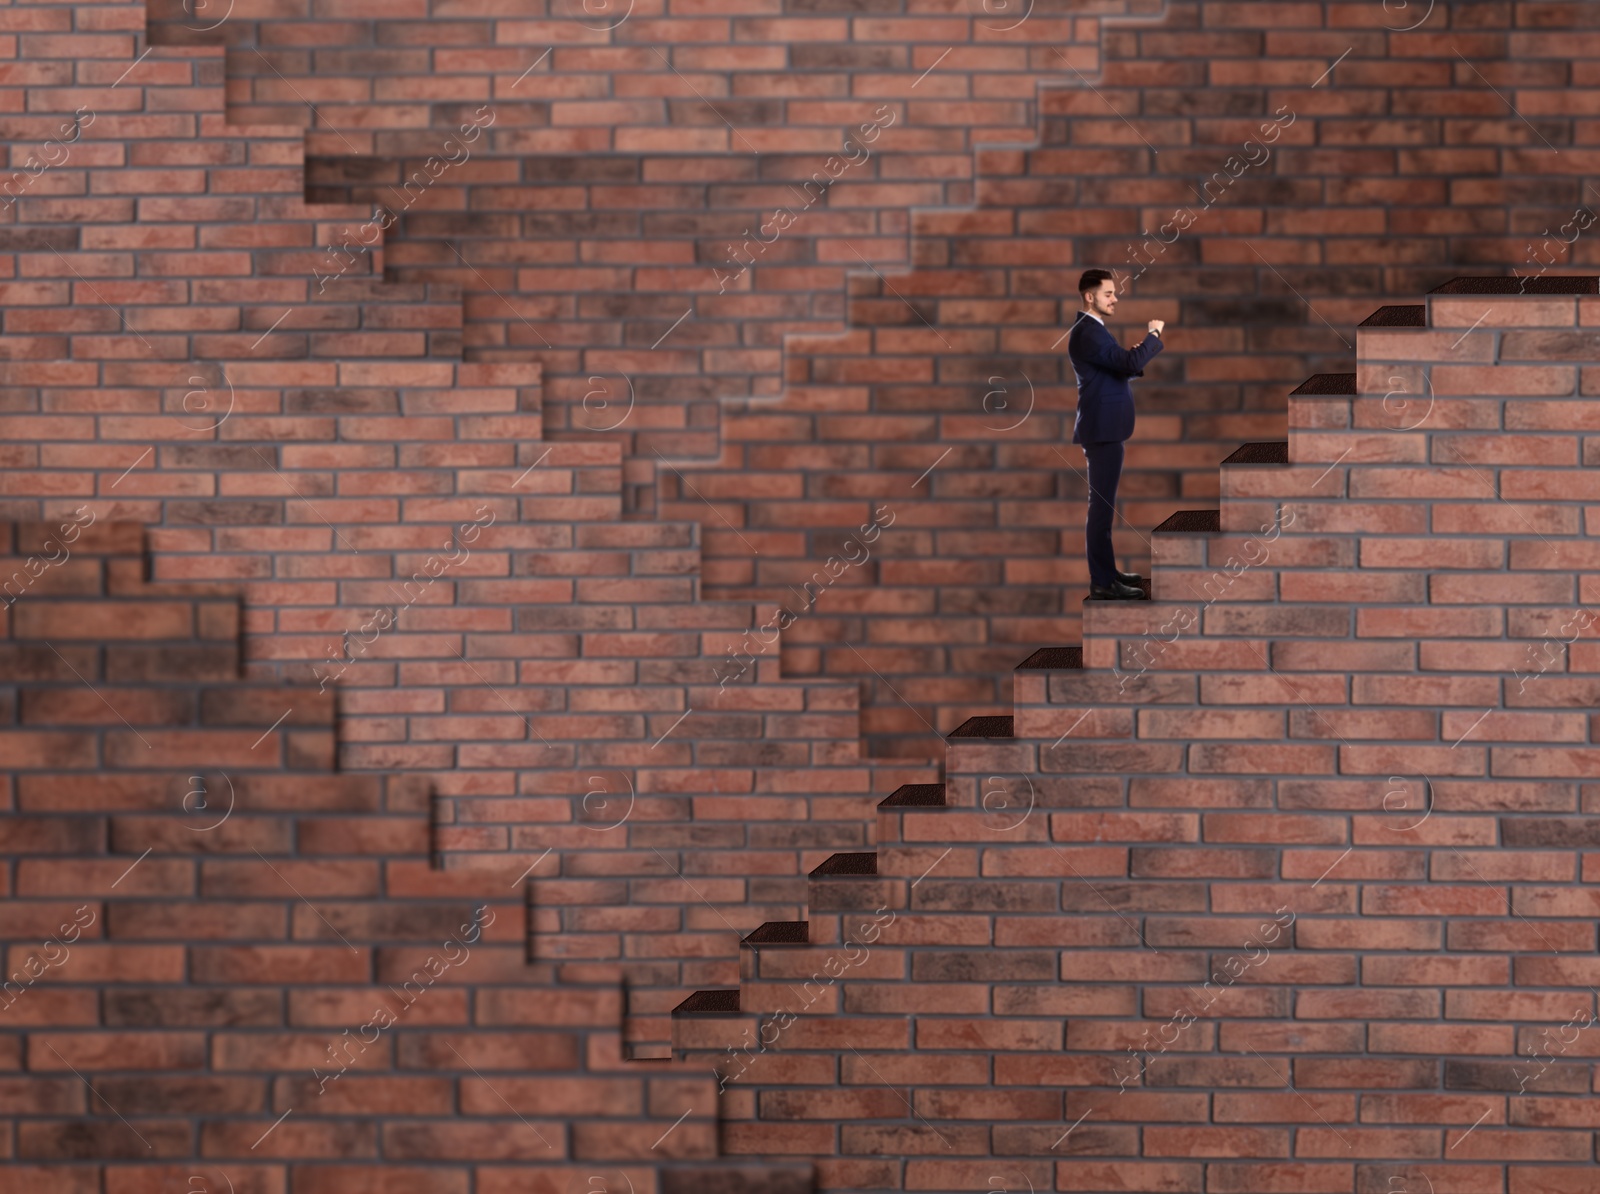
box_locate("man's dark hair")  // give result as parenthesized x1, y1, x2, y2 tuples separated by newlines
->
(1078, 268, 1115, 301)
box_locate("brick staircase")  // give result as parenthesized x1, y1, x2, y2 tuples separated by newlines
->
(16, 0, 1600, 762)
(0, 343, 937, 1051)
(671, 278, 1600, 1194)
(0, 517, 817, 1191)
(1, 0, 944, 1056)
(10, 0, 1600, 1186)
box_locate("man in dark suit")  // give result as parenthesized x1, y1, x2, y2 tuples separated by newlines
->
(1068, 268, 1164, 600)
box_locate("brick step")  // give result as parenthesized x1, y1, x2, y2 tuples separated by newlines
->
(673, 988, 743, 1015)
(810, 850, 878, 876)
(1056, 270, 1600, 685)
(1221, 441, 1289, 466)
(1288, 372, 1356, 396)
(1151, 509, 1220, 535)
(1150, 510, 1227, 603)
(676, 870, 911, 1039)
(1014, 645, 1082, 670)
(879, 781, 948, 810)
(803, 852, 889, 930)
(938, 727, 1029, 810)
(1003, 439, 1283, 730)
(737, 935, 888, 1016)
(948, 715, 1013, 739)
(1012, 644, 1082, 717)
(667, 989, 764, 1060)
(1429, 275, 1598, 295)
(1217, 439, 1292, 534)
(744, 919, 812, 944)
(1356, 303, 1427, 327)
(691, 749, 1130, 1047)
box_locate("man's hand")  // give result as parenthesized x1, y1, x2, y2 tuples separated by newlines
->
(1147, 319, 1165, 336)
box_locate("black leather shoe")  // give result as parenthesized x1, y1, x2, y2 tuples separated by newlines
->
(1117, 569, 1142, 584)
(1089, 580, 1145, 600)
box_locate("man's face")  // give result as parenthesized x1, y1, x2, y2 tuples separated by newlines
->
(1084, 280, 1117, 317)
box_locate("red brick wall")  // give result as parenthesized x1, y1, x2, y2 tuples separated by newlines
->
(675, 284, 1600, 1192)
(150, 0, 1591, 754)
(0, 519, 814, 1193)
(0, 349, 941, 1049)
(8, 0, 1600, 1188)
(17, 284, 1600, 1191)
(0, 0, 937, 1046)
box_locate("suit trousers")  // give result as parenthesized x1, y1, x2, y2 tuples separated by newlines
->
(1081, 440, 1124, 589)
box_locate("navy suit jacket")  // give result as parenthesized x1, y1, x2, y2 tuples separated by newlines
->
(1067, 312, 1164, 445)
